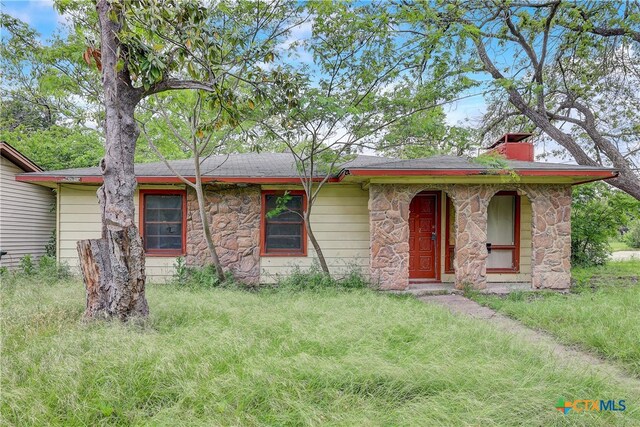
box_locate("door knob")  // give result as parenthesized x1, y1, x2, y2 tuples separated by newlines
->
(431, 232, 437, 241)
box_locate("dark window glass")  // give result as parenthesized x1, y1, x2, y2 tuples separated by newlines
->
(264, 194, 304, 253)
(144, 194, 183, 251)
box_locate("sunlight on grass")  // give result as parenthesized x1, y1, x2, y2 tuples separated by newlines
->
(609, 239, 633, 252)
(475, 261, 640, 377)
(2, 278, 639, 426)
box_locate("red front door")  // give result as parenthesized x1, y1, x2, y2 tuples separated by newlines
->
(409, 194, 439, 279)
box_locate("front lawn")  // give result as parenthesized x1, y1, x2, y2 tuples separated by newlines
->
(473, 261, 640, 377)
(2, 278, 639, 426)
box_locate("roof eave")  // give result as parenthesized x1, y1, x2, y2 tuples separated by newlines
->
(15, 175, 339, 185)
(1, 141, 43, 172)
(344, 168, 618, 178)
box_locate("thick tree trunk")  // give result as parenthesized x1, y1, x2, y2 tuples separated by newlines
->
(77, 227, 147, 319)
(474, 37, 640, 200)
(78, 0, 148, 320)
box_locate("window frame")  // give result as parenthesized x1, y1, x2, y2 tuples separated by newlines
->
(260, 190, 307, 257)
(139, 189, 187, 257)
(445, 195, 455, 274)
(486, 191, 521, 273)
(445, 191, 521, 274)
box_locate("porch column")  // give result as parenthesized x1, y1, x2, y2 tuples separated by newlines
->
(451, 185, 496, 290)
(527, 185, 572, 290)
(369, 184, 414, 290)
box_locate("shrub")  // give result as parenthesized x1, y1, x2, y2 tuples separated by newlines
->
(625, 221, 640, 249)
(171, 258, 237, 289)
(571, 183, 637, 266)
(45, 229, 56, 257)
(5, 255, 71, 284)
(19, 254, 35, 276)
(276, 265, 369, 291)
(37, 255, 72, 281)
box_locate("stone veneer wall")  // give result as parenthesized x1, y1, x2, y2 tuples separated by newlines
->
(185, 185, 261, 284)
(525, 185, 572, 289)
(369, 184, 572, 291)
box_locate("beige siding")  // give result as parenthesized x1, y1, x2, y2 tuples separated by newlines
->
(260, 184, 370, 283)
(57, 183, 535, 285)
(0, 157, 55, 269)
(58, 184, 183, 282)
(440, 193, 532, 283)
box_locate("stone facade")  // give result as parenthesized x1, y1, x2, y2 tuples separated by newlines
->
(449, 185, 499, 290)
(525, 185, 572, 289)
(369, 185, 416, 290)
(369, 183, 572, 291)
(185, 185, 261, 284)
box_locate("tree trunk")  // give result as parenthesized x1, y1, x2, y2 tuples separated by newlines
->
(305, 212, 330, 276)
(78, 0, 148, 320)
(194, 176, 225, 282)
(77, 227, 147, 319)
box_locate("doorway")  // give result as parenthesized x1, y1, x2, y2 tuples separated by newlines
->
(409, 192, 440, 280)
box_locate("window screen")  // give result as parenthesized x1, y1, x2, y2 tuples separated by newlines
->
(487, 194, 517, 270)
(143, 194, 184, 252)
(264, 194, 304, 254)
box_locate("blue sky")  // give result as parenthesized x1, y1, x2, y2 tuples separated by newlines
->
(1, 0, 488, 128)
(1, 0, 64, 38)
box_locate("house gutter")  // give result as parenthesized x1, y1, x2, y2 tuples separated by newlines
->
(16, 167, 618, 185)
(343, 168, 618, 178)
(16, 175, 341, 185)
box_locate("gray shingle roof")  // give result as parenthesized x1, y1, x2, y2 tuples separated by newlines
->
(346, 155, 617, 171)
(17, 152, 616, 180)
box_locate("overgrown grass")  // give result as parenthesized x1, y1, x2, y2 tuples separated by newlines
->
(3, 276, 639, 425)
(473, 261, 640, 377)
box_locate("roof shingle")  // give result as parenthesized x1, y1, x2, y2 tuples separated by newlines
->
(16, 152, 616, 181)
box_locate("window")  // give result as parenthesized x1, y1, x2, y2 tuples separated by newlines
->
(445, 192, 520, 273)
(486, 192, 520, 272)
(445, 196, 455, 273)
(261, 191, 306, 256)
(140, 190, 186, 256)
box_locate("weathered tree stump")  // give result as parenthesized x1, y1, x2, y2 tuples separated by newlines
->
(77, 226, 148, 320)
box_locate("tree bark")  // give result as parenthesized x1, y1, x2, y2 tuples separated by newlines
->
(473, 36, 640, 200)
(77, 239, 110, 318)
(194, 174, 225, 282)
(77, 227, 147, 319)
(305, 211, 330, 275)
(78, 0, 148, 320)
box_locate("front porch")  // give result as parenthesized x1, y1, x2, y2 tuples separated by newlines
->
(368, 184, 572, 291)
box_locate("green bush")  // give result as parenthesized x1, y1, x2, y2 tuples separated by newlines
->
(4, 255, 72, 285)
(45, 229, 56, 257)
(276, 265, 369, 291)
(19, 254, 35, 276)
(171, 257, 238, 289)
(625, 221, 640, 249)
(171, 259, 368, 292)
(571, 183, 639, 266)
(37, 255, 72, 281)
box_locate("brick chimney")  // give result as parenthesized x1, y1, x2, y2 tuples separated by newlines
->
(486, 133, 534, 162)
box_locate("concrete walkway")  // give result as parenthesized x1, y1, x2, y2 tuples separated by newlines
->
(611, 250, 640, 261)
(419, 295, 640, 391)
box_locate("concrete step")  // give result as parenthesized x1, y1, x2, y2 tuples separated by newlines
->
(386, 282, 535, 297)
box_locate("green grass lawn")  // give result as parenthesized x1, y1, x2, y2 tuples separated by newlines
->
(2, 278, 639, 426)
(609, 239, 634, 252)
(474, 261, 640, 378)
